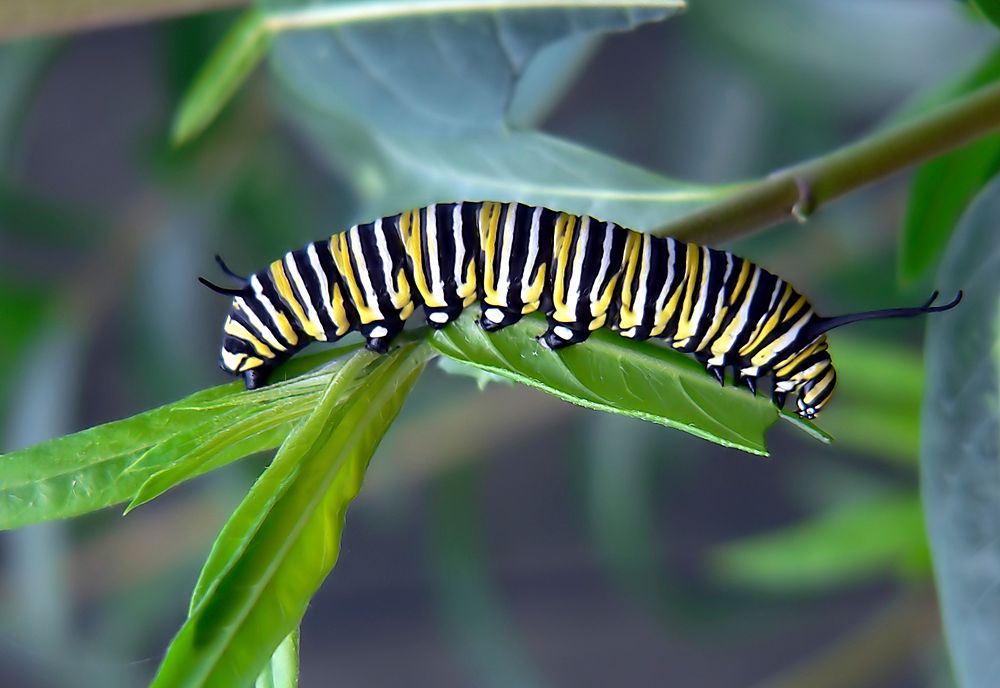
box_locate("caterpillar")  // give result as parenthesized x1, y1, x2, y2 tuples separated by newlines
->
(201, 201, 961, 419)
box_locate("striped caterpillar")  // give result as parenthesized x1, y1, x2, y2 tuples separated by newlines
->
(201, 201, 960, 419)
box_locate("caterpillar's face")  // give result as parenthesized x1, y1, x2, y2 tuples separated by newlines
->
(217, 298, 290, 389)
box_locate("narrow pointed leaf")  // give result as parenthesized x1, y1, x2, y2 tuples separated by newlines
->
(151, 343, 429, 688)
(254, 629, 299, 688)
(430, 312, 829, 456)
(712, 493, 929, 592)
(0, 343, 361, 529)
(172, 9, 271, 145)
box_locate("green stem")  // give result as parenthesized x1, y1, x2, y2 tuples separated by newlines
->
(658, 80, 1000, 244)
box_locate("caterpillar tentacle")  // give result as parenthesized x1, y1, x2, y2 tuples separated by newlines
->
(205, 201, 961, 416)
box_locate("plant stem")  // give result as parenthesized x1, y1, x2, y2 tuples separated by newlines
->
(658, 80, 1000, 244)
(0, 0, 247, 39)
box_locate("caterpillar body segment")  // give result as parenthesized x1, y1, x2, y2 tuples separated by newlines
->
(203, 201, 961, 419)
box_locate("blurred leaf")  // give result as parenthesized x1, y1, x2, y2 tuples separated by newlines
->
(816, 336, 924, 464)
(972, 0, 1000, 29)
(268, 0, 726, 229)
(436, 356, 512, 390)
(152, 343, 428, 687)
(176, 1, 685, 145)
(0, 343, 362, 529)
(429, 465, 546, 688)
(430, 312, 830, 456)
(254, 628, 299, 688)
(172, 9, 271, 145)
(922, 175, 1000, 687)
(0, 40, 58, 166)
(294, 112, 727, 232)
(900, 46, 1000, 283)
(711, 493, 929, 592)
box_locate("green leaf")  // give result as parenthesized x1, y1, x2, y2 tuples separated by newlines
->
(429, 312, 829, 456)
(0, 343, 362, 529)
(172, 9, 272, 146)
(899, 46, 1000, 282)
(922, 175, 1000, 687)
(711, 493, 929, 592)
(254, 629, 298, 688)
(151, 343, 429, 688)
(972, 0, 1000, 30)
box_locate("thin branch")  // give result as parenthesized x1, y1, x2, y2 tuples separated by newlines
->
(0, 0, 247, 40)
(658, 80, 1000, 244)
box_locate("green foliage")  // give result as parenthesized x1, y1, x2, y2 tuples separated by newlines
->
(152, 344, 428, 687)
(431, 312, 829, 455)
(255, 631, 299, 688)
(971, 0, 1000, 30)
(171, 9, 271, 145)
(922, 175, 1000, 687)
(900, 46, 1000, 282)
(711, 493, 929, 592)
(0, 343, 361, 530)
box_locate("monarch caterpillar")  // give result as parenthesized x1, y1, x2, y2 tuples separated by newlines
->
(201, 201, 960, 419)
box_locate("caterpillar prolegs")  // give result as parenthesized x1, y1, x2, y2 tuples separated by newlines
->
(201, 201, 961, 419)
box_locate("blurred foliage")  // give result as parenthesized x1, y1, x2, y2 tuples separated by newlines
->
(922, 175, 1000, 688)
(900, 46, 1000, 283)
(0, 1, 999, 687)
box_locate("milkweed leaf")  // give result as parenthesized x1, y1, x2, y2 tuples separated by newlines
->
(429, 312, 830, 456)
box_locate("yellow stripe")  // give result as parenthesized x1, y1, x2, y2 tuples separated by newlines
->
(224, 317, 275, 359)
(331, 282, 350, 335)
(221, 349, 246, 373)
(269, 260, 319, 339)
(739, 283, 792, 356)
(480, 202, 503, 305)
(551, 214, 575, 320)
(330, 234, 378, 323)
(672, 244, 703, 342)
(616, 232, 642, 329)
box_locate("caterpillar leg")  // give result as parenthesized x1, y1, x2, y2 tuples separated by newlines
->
(478, 305, 523, 332)
(244, 367, 271, 390)
(360, 319, 405, 354)
(538, 318, 591, 350)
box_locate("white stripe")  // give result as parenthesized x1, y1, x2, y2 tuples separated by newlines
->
(373, 219, 398, 301)
(565, 216, 590, 313)
(688, 248, 712, 332)
(285, 252, 325, 339)
(236, 296, 285, 352)
(350, 227, 384, 320)
(589, 223, 614, 306)
(633, 233, 652, 325)
(496, 204, 517, 306)
(250, 276, 292, 347)
(452, 204, 466, 287)
(653, 237, 676, 321)
(753, 310, 813, 365)
(425, 204, 445, 303)
(307, 243, 339, 326)
(520, 206, 542, 303)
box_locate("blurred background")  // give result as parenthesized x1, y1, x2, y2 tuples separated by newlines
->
(0, 1, 996, 686)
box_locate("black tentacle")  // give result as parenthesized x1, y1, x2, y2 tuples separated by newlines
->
(806, 291, 962, 339)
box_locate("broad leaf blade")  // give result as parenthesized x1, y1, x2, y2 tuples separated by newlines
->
(711, 493, 929, 592)
(151, 343, 429, 688)
(972, 0, 1000, 30)
(922, 175, 1000, 687)
(172, 9, 272, 145)
(430, 312, 828, 455)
